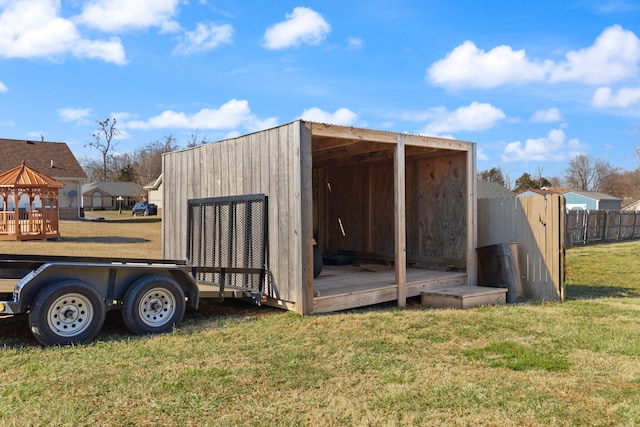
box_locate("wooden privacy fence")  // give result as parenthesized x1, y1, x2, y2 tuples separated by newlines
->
(566, 210, 640, 247)
(477, 195, 565, 302)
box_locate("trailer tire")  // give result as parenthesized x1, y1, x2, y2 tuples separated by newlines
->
(122, 275, 185, 336)
(29, 281, 106, 346)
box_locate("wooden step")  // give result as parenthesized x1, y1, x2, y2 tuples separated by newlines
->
(421, 285, 507, 309)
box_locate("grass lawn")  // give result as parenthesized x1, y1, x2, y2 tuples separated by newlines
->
(1, 217, 640, 425)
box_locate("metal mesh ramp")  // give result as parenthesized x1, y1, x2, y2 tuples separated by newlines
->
(187, 194, 269, 299)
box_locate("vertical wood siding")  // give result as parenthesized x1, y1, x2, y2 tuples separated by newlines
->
(477, 195, 565, 301)
(163, 122, 303, 305)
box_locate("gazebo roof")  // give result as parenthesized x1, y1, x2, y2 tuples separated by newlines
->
(0, 161, 64, 189)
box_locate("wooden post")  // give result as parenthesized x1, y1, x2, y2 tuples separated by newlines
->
(394, 134, 406, 307)
(300, 122, 315, 314)
(466, 144, 477, 286)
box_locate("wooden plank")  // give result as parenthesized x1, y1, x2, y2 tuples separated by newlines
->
(395, 134, 407, 307)
(308, 121, 472, 152)
(300, 122, 314, 314)
(312, 265, 467, 312)
(466, 144, 477, 285)
(421, 286, 506, 309)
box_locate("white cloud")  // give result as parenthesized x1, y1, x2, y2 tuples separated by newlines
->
(76, 0, 181, 33)
(263, 7, 330, 50)
(0, 80, 7, 93)
(501, 129, 583, 162)
(0, 0, 126, 64)
(124, 99, 277, 133)
(58, 107, 92, 123)
(348, 37, 363, 50)
(549, 25, 640, 84)
(72, 37, 126, 64)
(428, 25, 640, 89)
(419, 102, 506, 134)
(476, 147, 489, 162)
(427, 41, 550, 89)
(299, 107, 358, 125)
(530, 108, 563, 123)
(592, 86, 640, 108)
(173, 23, 233, 55)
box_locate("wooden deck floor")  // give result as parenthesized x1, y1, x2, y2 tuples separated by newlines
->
(312, 264, 467, 313)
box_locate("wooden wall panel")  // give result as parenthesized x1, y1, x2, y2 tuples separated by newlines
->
(324, 165, 367, 253)
(413, 153, 467, 259)
(477, 195, 565, 301)
(162, 122, 302, 305)
(370, 163, 394, 255)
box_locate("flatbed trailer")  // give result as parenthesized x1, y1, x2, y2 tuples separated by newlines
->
(0, 254, 265, 346)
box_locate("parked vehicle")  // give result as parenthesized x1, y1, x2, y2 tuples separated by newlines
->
(132, 201, 157, 216)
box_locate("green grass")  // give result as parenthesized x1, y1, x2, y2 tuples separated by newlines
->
(0, 210, 162, 258)
(1, 221, 640, 425)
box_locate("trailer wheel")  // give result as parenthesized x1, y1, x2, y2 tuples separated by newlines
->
(122, 275, 185, 336)
(29, 281, 106, 346)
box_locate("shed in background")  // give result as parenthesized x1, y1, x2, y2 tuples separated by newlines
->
(564, 190, 622, 210)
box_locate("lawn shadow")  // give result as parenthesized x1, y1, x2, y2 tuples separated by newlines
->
(84, 217, 161, 224)
(566, 284, 640, 300)
(62, 236, 149, 244)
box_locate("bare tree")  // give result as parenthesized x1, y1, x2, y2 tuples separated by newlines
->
(111, 152, 137, 182)
(185, 129, 208, 147)
(563, 154, 617, 191)
(132, 135, 179, 185)
(86, 118, 120, 181)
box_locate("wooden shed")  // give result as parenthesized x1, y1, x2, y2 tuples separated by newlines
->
(163, 121, 477, 314)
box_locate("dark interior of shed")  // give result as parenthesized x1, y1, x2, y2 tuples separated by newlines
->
(311, 133, 468, 272)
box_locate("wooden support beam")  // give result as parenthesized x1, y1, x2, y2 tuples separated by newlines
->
(300, 122, 315, 314)
(395, 134, 407, 307)
(466, 144, 477, 286)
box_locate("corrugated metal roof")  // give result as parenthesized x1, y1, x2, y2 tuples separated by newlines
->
(0, 161, 64, 188)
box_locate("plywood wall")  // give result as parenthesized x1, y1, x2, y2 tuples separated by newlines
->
(314, 151, 468, 266)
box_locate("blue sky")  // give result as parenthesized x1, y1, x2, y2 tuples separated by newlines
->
(1, 0, 640, 183)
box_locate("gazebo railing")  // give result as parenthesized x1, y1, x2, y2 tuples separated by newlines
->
(0, 210, 59, 238)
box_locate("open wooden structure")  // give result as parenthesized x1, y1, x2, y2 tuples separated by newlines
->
(163, 121, 477, 314)
(0, 162, 63, 241)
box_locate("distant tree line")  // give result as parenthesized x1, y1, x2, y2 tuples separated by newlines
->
(82, 118, 208, 186)
(479, 151, 640, 206)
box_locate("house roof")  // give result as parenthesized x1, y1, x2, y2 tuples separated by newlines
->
(82, 181, 144, 197)
(143, 174, 162, 190)
(477, 179, 514, 199)
(0, 161, 64, 188)
(515, 188, 557, 197)
(516, 187, 579, 197)
(540, 187, 577, 194)
(0, 138, 87, 179)
(565, 190, 622, 202)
